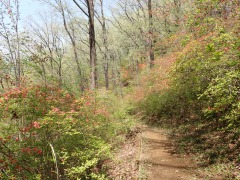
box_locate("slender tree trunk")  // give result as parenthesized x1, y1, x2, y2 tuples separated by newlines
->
(148, 0, 154, 68)
(58, 59, 62, 87)
(104, 65, 109, 89)
(48, 48, 54, 79)
(16, 27, 21, 86)
(111, 59, 116, 93)
(72, 0, 97, 90)
(87, 0, 97, 90)
(73, 42, 84, 91)
(100, 0, 109, 90)
(59, 0, 84, 92)
(41, 63, 47, 87)
(117, 69, 123, 98)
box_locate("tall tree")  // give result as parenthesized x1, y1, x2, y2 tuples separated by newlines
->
(73, 0, 97, 90)
(148, 0, 154, 68)
(96, 0, 110, 90)
(26, 14, 66, 87)
(39, 0, 88, 91)
(55, 0, 85, 91)
(0, 0, 21, 86)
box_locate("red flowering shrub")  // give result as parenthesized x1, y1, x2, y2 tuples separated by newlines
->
(0, 85, 111, 179)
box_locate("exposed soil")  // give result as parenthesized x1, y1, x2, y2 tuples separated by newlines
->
(139, 126, 204, 180)
(107, 126, 141, 180)
(108, 125, 207, 180)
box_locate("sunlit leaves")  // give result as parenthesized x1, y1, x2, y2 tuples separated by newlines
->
(0, 84, 111, 179)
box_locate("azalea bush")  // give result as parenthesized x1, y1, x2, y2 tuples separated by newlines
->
(200, 71, 240, 128)
(0, 85, 111, 179)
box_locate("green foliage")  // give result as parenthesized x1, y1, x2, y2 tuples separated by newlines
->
(0, 85, 112, 179)
(96, 90, 136, 143)
(139, 90, 177, 121)
(140, 30, 239, 126)
(200, 71, 240, 128)
(170, 28, 239, 125)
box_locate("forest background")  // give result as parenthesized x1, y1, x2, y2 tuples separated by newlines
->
(0, 0, 239, 179)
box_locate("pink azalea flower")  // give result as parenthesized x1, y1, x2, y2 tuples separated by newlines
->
(33, 121, 40, 128)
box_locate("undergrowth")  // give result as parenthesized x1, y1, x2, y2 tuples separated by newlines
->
(0, 85, 134, 179)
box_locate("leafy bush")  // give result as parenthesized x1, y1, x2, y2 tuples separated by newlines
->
(0, 85, 111, 179)
(200, 71, 240, 128)
(140, 29, 239, 125)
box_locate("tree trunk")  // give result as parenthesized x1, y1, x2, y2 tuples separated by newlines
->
(59, 0, 84, 92)
(148, 0, 154, 68)
(100, 0, 109, 90)
(87, 0, 97, 90)
(73, 42, 84, 91)
(104, 64, 109, 90)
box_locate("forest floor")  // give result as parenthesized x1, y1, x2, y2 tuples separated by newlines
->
(138, 125, 205, 180)
(107, 124, 228, 180)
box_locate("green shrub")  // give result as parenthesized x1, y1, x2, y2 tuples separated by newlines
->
(200, 71, 240, 128)
(0, 85, 110, 179)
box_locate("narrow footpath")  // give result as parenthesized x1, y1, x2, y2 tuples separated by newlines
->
(108, 125, 206, 180)
(138, 126, 204, 180)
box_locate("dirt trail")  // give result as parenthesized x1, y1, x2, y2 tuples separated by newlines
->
(108, 125, 205, 180)
(138, 126, 203, 180)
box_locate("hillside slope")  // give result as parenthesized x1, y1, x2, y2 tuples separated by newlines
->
(129, 1, 239, 179)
